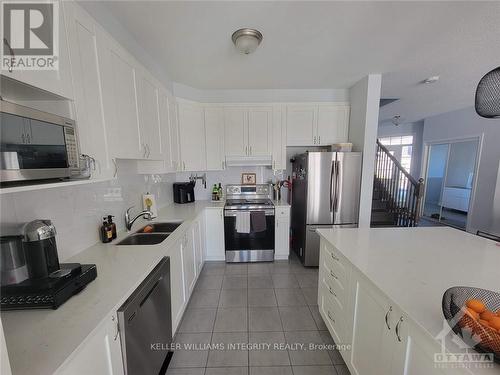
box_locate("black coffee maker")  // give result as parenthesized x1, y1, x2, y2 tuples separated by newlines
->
(22, 220, 65, 278)
(0, 220, 97, 310)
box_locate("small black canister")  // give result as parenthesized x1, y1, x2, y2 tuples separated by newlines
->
(22, 220, 60, 279)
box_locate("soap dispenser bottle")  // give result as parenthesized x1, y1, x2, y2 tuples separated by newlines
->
(100, 217, 113, 243)
(107, 215, 117, 240)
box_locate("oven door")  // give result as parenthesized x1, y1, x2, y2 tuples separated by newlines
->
(224, 209, 275, 262)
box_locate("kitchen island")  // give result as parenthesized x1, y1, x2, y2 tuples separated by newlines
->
(317, 226, 500, 375)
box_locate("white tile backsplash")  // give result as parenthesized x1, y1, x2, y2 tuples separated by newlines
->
(0, 162, 175, 261)
(176, 166, 280, 200)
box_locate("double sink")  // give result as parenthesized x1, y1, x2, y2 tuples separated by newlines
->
(117, 222, 183, 246)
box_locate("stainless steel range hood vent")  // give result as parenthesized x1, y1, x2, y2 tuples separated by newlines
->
(225, 155, 272, 167)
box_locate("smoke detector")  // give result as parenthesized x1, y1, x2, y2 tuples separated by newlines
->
(422, 76, 440, 84)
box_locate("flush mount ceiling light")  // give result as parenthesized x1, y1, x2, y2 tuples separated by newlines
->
(232, 28, 263, 54)
(422, 75, 440, 84)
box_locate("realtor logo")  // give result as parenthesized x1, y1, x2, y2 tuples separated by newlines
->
(2, 0, 59, 70)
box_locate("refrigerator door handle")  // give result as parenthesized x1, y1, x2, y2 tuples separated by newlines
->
(334, 160, 340, 213)
(329, 160, 335, 212)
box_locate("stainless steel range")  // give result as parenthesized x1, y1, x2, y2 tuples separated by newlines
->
(224, 184, 275, 262)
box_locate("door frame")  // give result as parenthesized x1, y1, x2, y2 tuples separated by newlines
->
(420, 134, 484, 233)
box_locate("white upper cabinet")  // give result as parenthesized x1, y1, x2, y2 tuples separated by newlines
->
(168, 97, 181, 171)
(178, 101, 206, 171)
(136, 70, 162, 160)
(223, 106, 272, 157)
(1, 0, 73, 99)
(272, 104, 286, 170)
(223, 107, 247, 157)
(157, 89, 175, 172)
(204, 107, 225, 170)
(64, 2, 112, 179)
(97, 32, 141, 160)
(286, 104, 350, 146)
(247, 107, 272, 156)
(286, 105, 316, 146)
(317, 104, 350, 145)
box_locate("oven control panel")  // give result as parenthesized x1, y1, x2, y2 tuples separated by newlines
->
(226, 184, 270, 195)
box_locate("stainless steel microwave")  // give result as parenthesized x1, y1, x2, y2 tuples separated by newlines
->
(0, 100, 79, 183)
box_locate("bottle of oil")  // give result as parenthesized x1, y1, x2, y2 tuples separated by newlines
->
(100, 217, 113, 243)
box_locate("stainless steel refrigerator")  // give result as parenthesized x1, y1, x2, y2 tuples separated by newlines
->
(291, 151, 362, 266)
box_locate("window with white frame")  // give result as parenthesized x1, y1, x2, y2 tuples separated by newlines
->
(379, 135, 414, 173)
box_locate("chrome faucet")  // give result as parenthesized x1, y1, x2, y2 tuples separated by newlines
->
(125, 206, 153, 231)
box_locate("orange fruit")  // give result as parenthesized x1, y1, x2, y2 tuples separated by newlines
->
(465, 307, 480, 320)
(480, 310, 496, 321)
(466, 299, 486, 314)
(489, 317, 500, 331)
(478, 319, 490, 328)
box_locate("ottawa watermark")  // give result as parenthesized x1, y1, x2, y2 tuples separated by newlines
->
(1, 0, 59, 70)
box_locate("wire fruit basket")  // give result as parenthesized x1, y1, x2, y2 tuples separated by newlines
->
(442, 286, 500, 364)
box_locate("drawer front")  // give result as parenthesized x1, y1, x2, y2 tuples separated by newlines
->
(320, 287, 345, 343)
(321, 269, 347, 310)
(323, 248, 347, 289)
(275, 207, 290, 217)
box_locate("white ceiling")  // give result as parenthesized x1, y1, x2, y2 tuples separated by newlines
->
(96, 1, 500, 123)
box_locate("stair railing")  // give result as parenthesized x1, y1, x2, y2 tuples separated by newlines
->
(374, 139, 425, 226)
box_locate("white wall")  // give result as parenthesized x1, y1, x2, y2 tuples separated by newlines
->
(423, 106, 500, 235)
(348, 74, 382, 228)
(377, 120, 424, 178)
(172, 82, 349, 103)
(0, 162, 175, 261)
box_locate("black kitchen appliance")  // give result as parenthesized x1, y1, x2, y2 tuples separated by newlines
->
(0, 220, 97, 310)
(173, 182, 195, 204)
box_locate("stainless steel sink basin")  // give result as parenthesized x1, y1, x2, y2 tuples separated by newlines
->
(116, 233, 170, 246)
(138, 222, 183, 234)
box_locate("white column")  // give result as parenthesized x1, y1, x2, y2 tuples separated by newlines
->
(348, 74, 382, 228)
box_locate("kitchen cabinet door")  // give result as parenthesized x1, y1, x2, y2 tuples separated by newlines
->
(178, 102, 206, 171)
(205, 107, 225, 170)
(182, 231, 197, 297)
(136, 70, 162, 160)
(272, 105, 286, 170)
(349, 277, 394, 375)
(1, 0, 73, 99)
(205, 208, 225, 261)
(64, 2, 112, 179)
(54, 313, 123, 375)
(317, 105, 349, 145)
(97, 32, 141, 160)
(247, 107, 272, 156)
(170, 238, 186, 334)
(168, 97, 181, 171)
(193, 218, 204, 276)
(275, 207, 290, 259)
(223, 107, 247, 156)
(157, 90, 174, 172)
(285, 105, 316, 146)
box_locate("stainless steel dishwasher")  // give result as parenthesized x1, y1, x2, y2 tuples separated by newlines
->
(117, 257, 172, 375)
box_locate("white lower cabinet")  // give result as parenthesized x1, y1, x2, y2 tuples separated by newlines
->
(55, 313, 123, 375)
(169, 237, 186, 334)
(318, 239, 470, 375)
(274, 206, 290, 259)
(182, 229, 197, 300)
(205, 208, 225, 261)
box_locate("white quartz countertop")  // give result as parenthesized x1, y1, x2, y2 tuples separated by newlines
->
(1, 200, 223, 375)
(317, 227, 500, 373)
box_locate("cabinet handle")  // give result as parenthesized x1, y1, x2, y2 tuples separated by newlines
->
(313, 136, 317, 144)
(327, 310, 335, 323)
(385, 306, 393, 330)
(112, 159, 118, 178)
(146, 144, 151, 158)
(183, 161, 186, 170)
(329, 270, 338, 280)
(328, 286, 336, 297)
(21, 134, 25, 144)
(395, 317, 403, 342)
(330, 253, 339, 262)
(26, 133, 31, 143)
(318, 136, 321, 144)
(112, 315, 119, 341)
(245, 145, 248, 155)
(249, 146, 252, 155)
